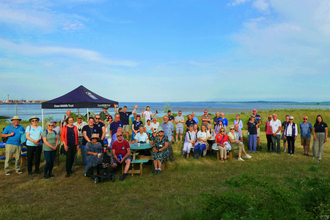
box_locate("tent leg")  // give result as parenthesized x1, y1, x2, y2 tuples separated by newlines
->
(87, 108, 89, 121)
(42, 109, 44, 129)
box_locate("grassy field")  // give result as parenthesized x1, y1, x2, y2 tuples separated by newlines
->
(0, 109, 329, 220)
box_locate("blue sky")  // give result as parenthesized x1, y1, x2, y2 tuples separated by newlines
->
(0, 0, 329, 102)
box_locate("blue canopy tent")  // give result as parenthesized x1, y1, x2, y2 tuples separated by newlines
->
(41, 85, 118, 128)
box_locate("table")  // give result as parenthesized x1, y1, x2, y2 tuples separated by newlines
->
(129, 143, 153, 160)
(0, 142, 28, 167)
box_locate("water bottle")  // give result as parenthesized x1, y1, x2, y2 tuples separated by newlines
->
(118, 154, 122, 162)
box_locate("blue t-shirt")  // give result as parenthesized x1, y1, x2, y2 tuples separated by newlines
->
(26, 126, 43, 146)
(193, 117, 199, 124)
(134, 132, 148, 142)
(300, 122, 313, 138)
(219, 118, 228, 126)
(2, 124, 25, 146)
(110, 121, 123, 135)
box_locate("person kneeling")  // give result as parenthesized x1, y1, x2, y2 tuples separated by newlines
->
(83, 134, 103, 176)
(151, 127, 169, 175)
(228, 125, 251, 161)
(111, 131, 132, 181)
(215, 128, 231, 162)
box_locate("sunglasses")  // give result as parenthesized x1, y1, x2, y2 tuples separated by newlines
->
(230, 128, 234, 130)
(95, 118, 100, 120)
(303, 118, 308, 120)
(289, 119, 293, 120)
(48, 125, 54, 127)
(31, 120, 38, 122)
(220, 131, 224, 133)
(117, 134, 123, 137)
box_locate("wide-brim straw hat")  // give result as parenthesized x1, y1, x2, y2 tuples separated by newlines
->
(29, 116, 40, 122)
(76, 114, 83, 119)
(11, 116, 22, 121)
(91, 134, 99, 139)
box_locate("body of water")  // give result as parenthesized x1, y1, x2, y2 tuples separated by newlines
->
(0, 102, 329, 121)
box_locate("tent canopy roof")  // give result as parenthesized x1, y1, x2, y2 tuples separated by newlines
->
(41, 85, 118, 109)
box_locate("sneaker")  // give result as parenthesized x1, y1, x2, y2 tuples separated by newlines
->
(43, 175, 50, 180)
(49, 174, 55, 178)
(243, 154, 252, 159)
(221, 158, 224, 162)
(16, 170, 23, 174)
(291, 154, 294, 156)
(5, 172, 10, 176)
(238, 157, 244, 161)
(120, 174, 126, 181)
(284, 149, 286, 153)
(65, 174, 70, 178)
(225, 159, 228, 162)
(158, 170, 161, 175)
(318, 157, 322, 160)
(35, 170, 41, 175)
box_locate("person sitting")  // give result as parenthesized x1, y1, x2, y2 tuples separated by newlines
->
(207, 123, 216, 151)
(215, 128, 231, 162)
(182, 125, 196, 158)
(194, 125, 210, 159)
(151, 127, 169, 175)
(111, 127, 124, 144)
(227, 125, 251, 161)
(135, 126, 149, 143)
(111, 131, 132, 181)
(214, 119, 225, 135)
(83, 134, 103, 176)
(144, 119, 153, 133)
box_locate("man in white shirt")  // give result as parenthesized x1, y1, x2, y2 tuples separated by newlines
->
(284, 116, 298, 156)
(269, 114, 282, 154)
(73, 115, 87, 165)
(175, 110, 185, 142)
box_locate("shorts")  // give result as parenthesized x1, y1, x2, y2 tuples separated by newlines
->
(176, 127, 183, 134)
(281, 132, 286, 141)
(113, 156, 132, 165)
(301, 137, 311, 146)
(123, 125, 130, 132)
(257, 128, 260, 137)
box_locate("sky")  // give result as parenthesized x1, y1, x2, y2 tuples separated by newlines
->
(0, 0, 329, 102)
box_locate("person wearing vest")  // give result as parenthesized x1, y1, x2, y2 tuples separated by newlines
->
(182, 125, 196, 158)
(61, 116, 79, 178)
(281, 115, 290, 153)
(284, 116, 298, 156)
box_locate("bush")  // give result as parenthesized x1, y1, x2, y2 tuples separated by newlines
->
(180, 166, 330, 220)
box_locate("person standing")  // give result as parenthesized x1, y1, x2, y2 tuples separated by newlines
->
(73, 115, 87, 165)
(115, 104, 138, 140)
(281, 115, 290, 153)
(284, 116, 298, 156)
(192, 112, 199, 126)
(110, 114, 123, 137)
(141, 106, 158, 125)
(94, 115, 106, 141)
(1, 116, 25, 175)
(42, 121, 59, 179)
(131, 113, 137, 142)
(161, 115, 174, 162)
(99, 107, 110, 123)
(213, 112, 221, 128)
(151, 117, 159, 134)
(201, 110, 211, 128)
(111, 131, 132, 181)
(252, 109, 262, 150)
(233, 114, 243, 140)
(185, 114, 196, 131)
(167, 110, 174, 123)
(300, 116, 313, 156)
(25, 116, 43, 175)
(175, 110, 185, 142)
(247, 115, 258, 152)
(60, 110, 71, 129)
(52, 119, 61, 166)
(312, 115, 328, 160)
(220, 112, 228, 133)
(61, 116, 79, 177)
(265, 115, 273, 152)
(105, 115, 113, 147)
(269, 114, 282, 154)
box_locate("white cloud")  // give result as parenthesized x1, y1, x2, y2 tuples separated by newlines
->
(228, 0, 251, 6)
(0, 38, 137, 67)
(253, 0, 269, 11)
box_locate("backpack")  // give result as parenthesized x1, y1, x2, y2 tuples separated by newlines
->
(2, 125, 13, 143)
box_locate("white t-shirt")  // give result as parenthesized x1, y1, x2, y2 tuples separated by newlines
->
(145, 124, 153, 132)
(196, 130, 210, 145)
(143, 111, 152, 122)
(270, 119, 282, 135)
(151, 122, 159, 132)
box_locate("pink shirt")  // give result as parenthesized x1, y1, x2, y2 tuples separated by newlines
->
(265, 121, 272, 135)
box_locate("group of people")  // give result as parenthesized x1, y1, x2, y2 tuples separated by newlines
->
(1, 106, 328, 180)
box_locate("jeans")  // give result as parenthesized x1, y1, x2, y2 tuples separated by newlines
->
(248, 134, 257, 152)
(131, 132, 136, 142)
(82, 145, 87, 165)
(287, 136, 295, 154)
(271, 135, 281, 154)
(266, 135, 272, 151)
(194, 143, 206, 157)
(27, 145, 42, 173)
(66, 144, 77, 175)
(44, 151, 56, 175)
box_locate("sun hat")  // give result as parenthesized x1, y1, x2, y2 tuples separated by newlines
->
(91, 134, 99, 139)
(11, 116, 22, 121)
(102, 106, 108, 109)
(289, 116, 294, 119)
(157, 127, 164, 134)
(77, 114, 83, 119)
(29, 116, 40, 122)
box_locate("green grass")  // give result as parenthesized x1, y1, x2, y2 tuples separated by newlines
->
(0, 109, 329, 220)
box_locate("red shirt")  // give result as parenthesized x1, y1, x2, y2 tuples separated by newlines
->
(265, 121, 272, 135)
(112, 140, 130, 157)
(215, 134, 228, 144)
